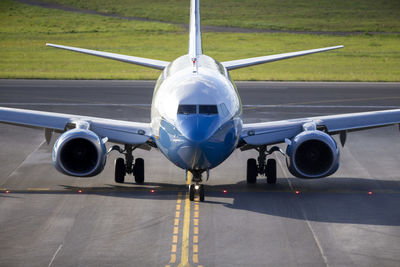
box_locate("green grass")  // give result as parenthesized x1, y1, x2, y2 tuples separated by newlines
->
(39, 0, 400, 32)
(1, 0, 399, 81)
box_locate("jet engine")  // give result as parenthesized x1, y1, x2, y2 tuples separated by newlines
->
(286, 130, 339, 178)
(52, 129, 107, 177)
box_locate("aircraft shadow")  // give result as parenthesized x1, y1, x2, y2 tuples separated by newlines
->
(62, 176, 400, 226)
(5, 177, 399, 226)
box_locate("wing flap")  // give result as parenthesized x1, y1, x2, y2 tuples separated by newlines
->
(311, 109, 400, 133)
(242, 109, 400, 146)
(46, 43, 169, 70)
(0, 107, 151, 145)
(241, 121, 303, 146)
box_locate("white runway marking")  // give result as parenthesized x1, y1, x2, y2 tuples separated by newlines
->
(0, 140, 46, 187)
(48, 244, 63, 267)
(0, 103, 398, 109)
(276, 156, 330, 267)
(0, 103, 150, 107)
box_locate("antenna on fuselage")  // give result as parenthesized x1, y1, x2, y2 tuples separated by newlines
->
(188, 0, 202, 73)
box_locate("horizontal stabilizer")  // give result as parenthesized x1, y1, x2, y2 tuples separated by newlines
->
(222, 45, 343, 70)
(46, 43, 169, 70)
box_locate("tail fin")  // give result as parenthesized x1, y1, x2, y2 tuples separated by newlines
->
(188, 0, 202, 59)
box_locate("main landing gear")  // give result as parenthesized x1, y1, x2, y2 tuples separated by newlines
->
(110, 144, 145, 184)
(188, 170, 205, 202)
(247, 146, 281, 184)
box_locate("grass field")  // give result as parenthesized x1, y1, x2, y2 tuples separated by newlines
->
(0, 0, 399, 81)
(39, 0, 400, 33)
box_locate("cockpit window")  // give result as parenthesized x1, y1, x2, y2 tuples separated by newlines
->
(199, 105, 218, 115)
(178, 105, 196, 114)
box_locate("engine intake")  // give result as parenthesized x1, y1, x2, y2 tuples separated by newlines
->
(286, 130, 339, 178)
(52, 129, 107, 177)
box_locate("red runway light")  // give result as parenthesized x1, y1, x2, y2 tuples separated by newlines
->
(5, 190, 10, 194)
(223, 189, 227, 194)
(150, 189, 155, 193)
(295, 190, 300, 195)
(78, 189, 82, 193)
(368, 191, 372, 195)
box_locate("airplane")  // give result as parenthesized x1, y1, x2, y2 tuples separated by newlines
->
(1, 0, 400, 202)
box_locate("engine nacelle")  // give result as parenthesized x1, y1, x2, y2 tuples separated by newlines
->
(286, 130, 339, 179)
(52, 129, 107, 177)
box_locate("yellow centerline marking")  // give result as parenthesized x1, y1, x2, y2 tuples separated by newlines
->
(167, 172, 202, 267)
(177, 192, 191, 267)
(177, 172, 192, 267)
(193, 254, 199, 264)
(192, 201, 201, 266)
(166, 192, 183, 267)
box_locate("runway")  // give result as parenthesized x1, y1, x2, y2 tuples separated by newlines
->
(0, 80, 399, 266)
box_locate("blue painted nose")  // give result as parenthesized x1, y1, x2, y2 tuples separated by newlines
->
(178, 115, 219, 142)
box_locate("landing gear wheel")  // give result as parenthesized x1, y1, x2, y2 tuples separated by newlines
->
(199, 184, 205, 202)
(189, 184, 195, 201)
(114, 158, 125, 183)
(266, 158, 277, 184)
(247, 158, 257, 184)
(134, 158, 144, 184)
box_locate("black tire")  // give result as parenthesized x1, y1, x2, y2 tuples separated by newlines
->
(134, 158, 145, 184)
(199, 184, 205, 202)
(247, 158, 257, 184)
(266, 158, 277, 184)
(115, 158, 125, 183)
(189, 184, 195, 201)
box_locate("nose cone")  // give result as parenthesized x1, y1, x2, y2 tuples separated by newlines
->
(157, 116, 238, 171)
(176, 115, 220, 169)
(178, 115, 219, 142)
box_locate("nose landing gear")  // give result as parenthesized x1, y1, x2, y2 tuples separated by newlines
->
(188, 170, 205, 202)
(189, 183, 205, 202)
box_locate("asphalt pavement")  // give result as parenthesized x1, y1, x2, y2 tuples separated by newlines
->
(0, 80, 399, 267)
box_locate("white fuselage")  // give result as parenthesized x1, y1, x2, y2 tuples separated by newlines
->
(150, 54, 243, 172)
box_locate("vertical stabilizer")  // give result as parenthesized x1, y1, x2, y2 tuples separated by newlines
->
(188, 0, 202, 59)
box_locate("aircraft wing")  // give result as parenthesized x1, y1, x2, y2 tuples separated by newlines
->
(222, 45, 343, 70)
(241, 109, 400, 146)
(0, 107, 151, 145)
(46, 43, 169, 70)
